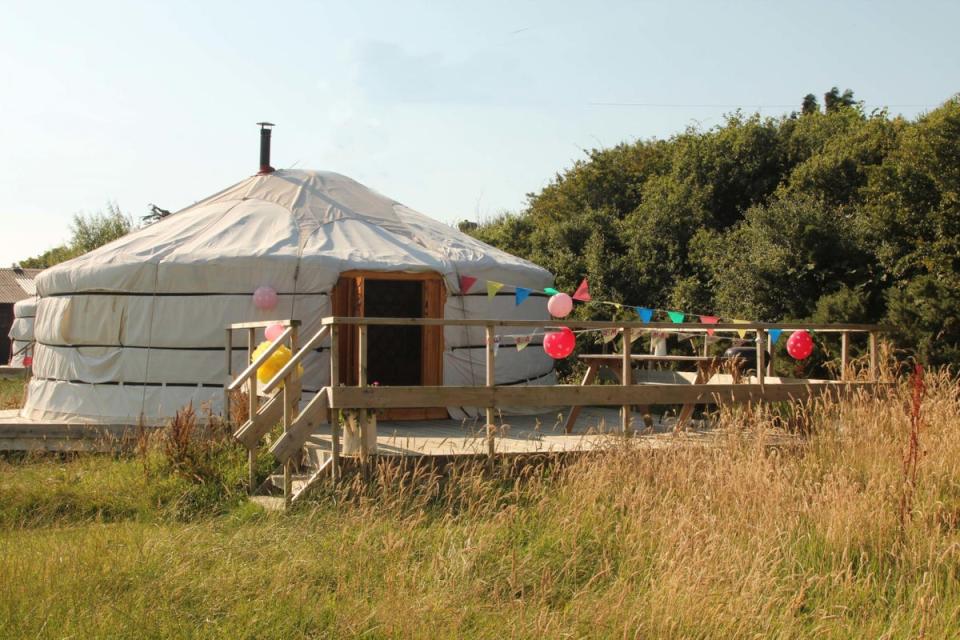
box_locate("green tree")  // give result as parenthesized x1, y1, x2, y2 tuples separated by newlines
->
(690, 194, 873, 321)
(18, 203, 135, 268)
(461, 93, 960, 365)
(824, 87, 857, 113)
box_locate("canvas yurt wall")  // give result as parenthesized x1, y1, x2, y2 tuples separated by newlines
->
(8, 297, 36, 366)
(22, 170, 555, 424)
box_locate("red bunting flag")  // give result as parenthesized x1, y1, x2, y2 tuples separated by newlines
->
(459, 275, 477, 294)
(572, 278, 591, 302)
(699, 315, 719, 336)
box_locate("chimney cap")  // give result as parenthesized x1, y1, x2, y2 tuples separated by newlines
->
(257, 122, 276, 175)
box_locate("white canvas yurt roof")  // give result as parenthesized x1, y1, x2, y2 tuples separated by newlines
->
(23, 169, 555, 424)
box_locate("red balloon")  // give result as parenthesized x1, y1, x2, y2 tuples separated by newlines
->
(543, 327, 576, 359)
(786, 330, 814, 360)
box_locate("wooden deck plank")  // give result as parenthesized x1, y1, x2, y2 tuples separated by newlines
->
(329, 380, 879, 410)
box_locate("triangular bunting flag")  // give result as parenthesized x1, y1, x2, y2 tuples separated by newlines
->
(733, 319, 750, 339)
(515, 287, 531, 306)
(700, 315, 719, 336)
(635, 307, 654, 323)
(515, 335, 533, 351)
(543, 287, 560, 296)
(486, 281, 504, 299)
(572, 278, 591, 302)
(667, 310, 685, 324)
(768, 328, 782, 344)
(459, 275, 477, 295)
(486, 333, 501, 355)
(601, 328, 619, 343)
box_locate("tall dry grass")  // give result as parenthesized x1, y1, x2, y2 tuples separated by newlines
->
(0, 371, 959, 638)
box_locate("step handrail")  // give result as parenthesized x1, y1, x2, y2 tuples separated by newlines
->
(227, 325, 295, 392)
(262, 326, 330, 394)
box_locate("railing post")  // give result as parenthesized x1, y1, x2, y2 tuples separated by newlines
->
(621, 325, 632, 436)
(282, 381, 292, 505)
(756, 329, 766, 390)
(282, 323, 299, 506)
(841, 331, 849, 381)
(869, 331, 878, 381)
(766, 330, 774, 376)
(247, 328, 257, 421)
(224, 328, 232, 426)
(358, 323, 370, 482)
(485, 323, 496, 467)
(246, 327, 257, 493)
(329, 323, 340, 483)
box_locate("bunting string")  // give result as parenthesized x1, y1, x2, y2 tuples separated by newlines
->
(465, 275, 789, 344)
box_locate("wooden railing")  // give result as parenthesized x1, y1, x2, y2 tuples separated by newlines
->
(226, 316, 891, 500)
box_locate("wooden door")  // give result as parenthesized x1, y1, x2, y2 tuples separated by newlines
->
(331, 271, 446, 420)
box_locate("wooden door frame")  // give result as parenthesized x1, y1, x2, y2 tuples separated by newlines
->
(332, 270, 447, 420)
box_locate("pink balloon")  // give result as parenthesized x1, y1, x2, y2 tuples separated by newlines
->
(264, 323, 285, 342)
(543, 327, 576, 359)
(786, 330, 814, 360)
(253, 286, 278, 310)
(547, 293, 573, 318)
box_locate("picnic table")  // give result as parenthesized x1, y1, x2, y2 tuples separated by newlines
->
(563, 354, 722, 433)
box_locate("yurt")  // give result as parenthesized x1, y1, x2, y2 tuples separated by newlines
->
(22, 131, 555, 425)
(8, 296, 37, 367)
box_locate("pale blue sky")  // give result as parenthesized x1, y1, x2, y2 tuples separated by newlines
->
(1, 0, 957, 266)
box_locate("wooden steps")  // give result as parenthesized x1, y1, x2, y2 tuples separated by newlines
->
(250, 442, 333, 508)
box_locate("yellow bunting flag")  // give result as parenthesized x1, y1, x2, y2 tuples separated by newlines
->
(601, 328, 619, 343)
(486, 281, 504, 299)
(733, 319, 750, 339)
(515, 335, 533, 351)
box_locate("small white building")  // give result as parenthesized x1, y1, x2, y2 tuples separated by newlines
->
(1, 268, 40, 366)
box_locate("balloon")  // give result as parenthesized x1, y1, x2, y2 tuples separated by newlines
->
(252, 286, 278, 310)
(22, 356, 33, 367)
(250, 341, 302, 386)
(547, 293, 573, 318)
(264, 323, 285, 342)
(543, 327, 576, 359)
(786, 330, 814, 360)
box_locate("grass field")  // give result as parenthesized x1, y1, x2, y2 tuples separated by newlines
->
(1, 372, 959, 638)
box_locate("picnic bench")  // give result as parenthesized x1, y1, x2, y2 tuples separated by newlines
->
(563, 354, 723, 433)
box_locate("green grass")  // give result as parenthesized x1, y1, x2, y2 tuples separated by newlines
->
(2, 373, 960, 638)
(0, 376, 25, 410)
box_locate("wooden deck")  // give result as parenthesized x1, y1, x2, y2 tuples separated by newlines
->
(0, 410, 140, 452)
(308, 407, 703, 457)
(0, 406, 717, 454)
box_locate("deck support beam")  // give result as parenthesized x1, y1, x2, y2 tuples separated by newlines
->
(247, 327, 257, 493)
(841, 331, 849, 381)
(485, 324, 496, 469)
(756, 329, 766, 391)
(358, 324, 371, 482)
(329, 324, 340, 483)
(621, 326, 632, 435)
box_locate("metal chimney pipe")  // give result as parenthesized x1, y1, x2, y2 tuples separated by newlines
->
(256, 122, 275, 174)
